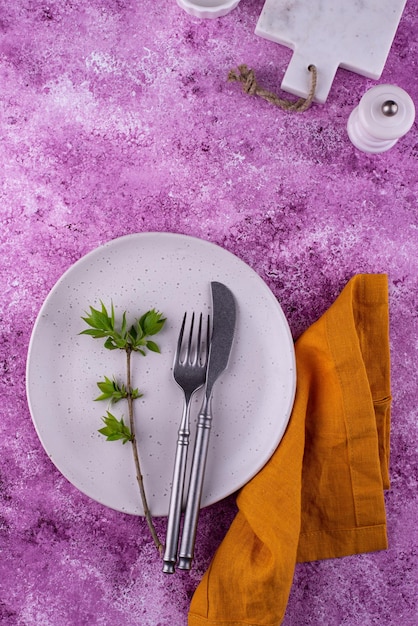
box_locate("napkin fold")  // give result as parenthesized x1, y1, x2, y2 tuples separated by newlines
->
(189, 274, 391, 626)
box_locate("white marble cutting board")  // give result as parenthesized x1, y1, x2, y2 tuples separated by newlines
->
(255, 0, 408, 103)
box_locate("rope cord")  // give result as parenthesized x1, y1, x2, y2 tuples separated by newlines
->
(228, 64, 317, 112)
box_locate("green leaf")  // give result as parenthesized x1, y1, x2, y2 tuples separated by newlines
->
(102, 301, 115, 331)
(103, 337, 116, 350)
(81, 302, 121, 347)
(131, 388, 143, 399)
(146, 340, 160, 353)
(82, 303, 114, 332)
(113, 335, 128, 349)
(95, 377, 128, 402)
(129, 322, 144, 343)
(98, 411, 133, 444)
(126, 323, 145, 351)
(79, 328, 109, 338)
(121, 311, 127, 338)
(139, 309, 166, 336)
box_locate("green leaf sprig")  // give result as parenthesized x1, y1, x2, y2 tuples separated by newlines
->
(94, 376, 142, 403)
(81, 301, 166, 555)
(81, 302, 165, 353)
(99, 411, 133, 444)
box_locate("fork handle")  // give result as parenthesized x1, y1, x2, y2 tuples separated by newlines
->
(163, 412, 191, 574)
(177, 396, 212, 570)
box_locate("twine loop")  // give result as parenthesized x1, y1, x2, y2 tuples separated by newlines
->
(228, 64, 317, 113)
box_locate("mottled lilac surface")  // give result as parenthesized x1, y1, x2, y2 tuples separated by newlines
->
(1, 1, 417, 624)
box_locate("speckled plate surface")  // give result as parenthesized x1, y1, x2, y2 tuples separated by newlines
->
(26, 232, 296, 516)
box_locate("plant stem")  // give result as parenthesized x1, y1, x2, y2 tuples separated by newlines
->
(126, 347, 163, 556)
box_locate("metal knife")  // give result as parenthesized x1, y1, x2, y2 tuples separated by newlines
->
(177, 281, 236, 570)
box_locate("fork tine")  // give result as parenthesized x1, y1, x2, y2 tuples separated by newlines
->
(175, 312, 187, 361)
(195, 313, 202, 365)
(195, 314, 210, 366)
(187, 313, 195, 364)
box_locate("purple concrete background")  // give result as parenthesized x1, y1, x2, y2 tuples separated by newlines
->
(1, 1, 417, 624)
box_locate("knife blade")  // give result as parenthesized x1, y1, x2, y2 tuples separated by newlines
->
(177, 281, 236, 570)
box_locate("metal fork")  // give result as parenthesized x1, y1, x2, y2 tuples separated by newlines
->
(162, 312, 210, 574)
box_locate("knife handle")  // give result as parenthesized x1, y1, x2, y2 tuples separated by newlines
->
(162, 404, 191, 574)
(177, 397, 212, 570)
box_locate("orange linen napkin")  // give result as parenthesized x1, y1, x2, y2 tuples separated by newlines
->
(189, 274, 391, 626)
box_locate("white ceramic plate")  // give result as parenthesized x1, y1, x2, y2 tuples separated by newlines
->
(26, 233, 296, 516)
